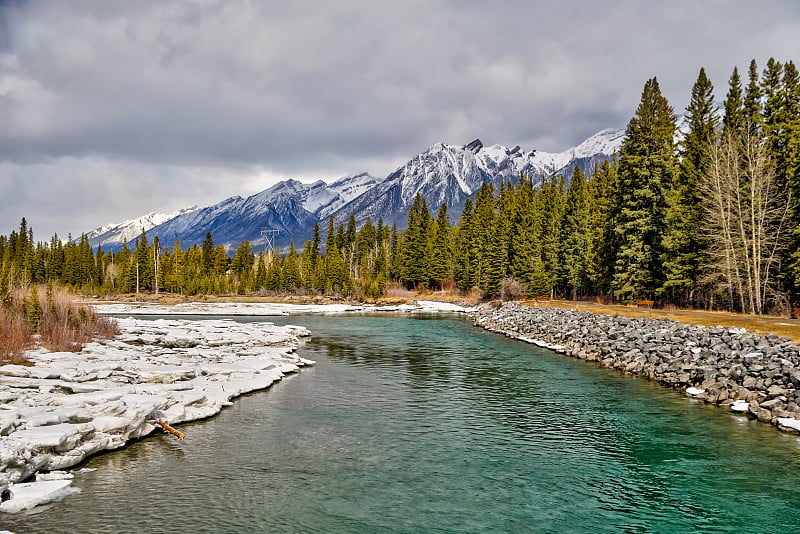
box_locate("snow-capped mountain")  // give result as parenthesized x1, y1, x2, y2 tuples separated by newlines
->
(88, 128, 623, 251)
(333, 128, 624, 226)
(83, 207, 198, 248)
(139, 173, 381, 251)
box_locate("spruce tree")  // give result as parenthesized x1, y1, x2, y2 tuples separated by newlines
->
(744, 59, 764, 128)
(428, 204, 452, 289)
(401, 193, 432, 289)
(508, 174, 537, 292)
(559, 166, 590, 300)
(454, 199, 477, 291)
(612, 77, 677, 301)
(585, 159, 618, 296)
(538, 175, 565, 296)
(201, 232, 215, 276)
(660, 67, 718, 306)
(723, 66, 744, 139)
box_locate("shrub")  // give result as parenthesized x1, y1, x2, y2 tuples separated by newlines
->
(0, 282, 120, 357)
(501, 278, 527, 301)
(0, 309, 34, 364)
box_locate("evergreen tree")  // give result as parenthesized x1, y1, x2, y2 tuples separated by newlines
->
(559, 166, 590, 299)
(454, 198, 478, 291)
(538, 175, 565, 296)
(282, 243, 301, 291)
(201, 232, 215, 276)
(660, 67, 718, 306)
(744, 59, 764, 128)
(428, 204, 451, 289)
(400, 193, 432, 288)
(723, 66, 744, 138)
(585, 160, 618, 296)
(508, 175, 537, 292)
(613, 77, 677, 301)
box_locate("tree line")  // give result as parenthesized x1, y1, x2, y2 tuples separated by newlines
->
(1, 58, 799, 314)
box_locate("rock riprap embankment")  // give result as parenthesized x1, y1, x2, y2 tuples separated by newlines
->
(472, 302, 800, 434)
(0, 317, 312, 512)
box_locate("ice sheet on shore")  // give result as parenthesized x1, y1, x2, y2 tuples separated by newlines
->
(90, 299, 474, 316)
(0, 315, 313, 513)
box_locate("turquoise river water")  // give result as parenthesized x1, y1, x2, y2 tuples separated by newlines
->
(5, 313, 800, 533)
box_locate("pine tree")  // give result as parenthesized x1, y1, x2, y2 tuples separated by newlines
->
(282, 243, 301, 291)
(723, 66, 744, 139)
(400, 193, 432, 288)
(539, 175, 565, 296)
(613, 77, 677, 301)
(472, 182, 497, 290)
(201, 232, 215, 276)
(778, 61, 800, 303)
(660, 67, 718, 306)
(744, 59, 763, 128)
(428, 204, 451, 289)
(26, 285, 42, 332)
(585, 160, 618, 296)
(559, 166, 590, 299)
(508, 174, 537, 292)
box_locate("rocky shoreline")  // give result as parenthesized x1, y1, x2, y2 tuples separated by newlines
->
(471, 302, 800, 434)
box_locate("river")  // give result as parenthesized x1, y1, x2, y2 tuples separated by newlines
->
(5, 313, 800, 533)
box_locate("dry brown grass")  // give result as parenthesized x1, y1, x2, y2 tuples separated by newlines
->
(0, 283, 121, 360)
(534, 299, 800, 344)
(0, 308, 34, 364)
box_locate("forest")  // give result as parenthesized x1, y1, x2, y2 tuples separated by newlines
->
(2, 58, 799, 316)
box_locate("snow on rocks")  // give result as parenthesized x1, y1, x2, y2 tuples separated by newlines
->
(0, 316, 312, 513)
(472, 302, 800, 435)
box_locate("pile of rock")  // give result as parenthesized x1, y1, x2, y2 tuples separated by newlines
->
(472, 302, 800, 434)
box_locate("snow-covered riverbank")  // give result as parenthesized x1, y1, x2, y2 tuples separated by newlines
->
(0, 300, 472, 514)
(0, 315, 312, 513)
(90, 299, 473, 316)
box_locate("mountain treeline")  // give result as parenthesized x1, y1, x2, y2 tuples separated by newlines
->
(2, 58, 799, 314)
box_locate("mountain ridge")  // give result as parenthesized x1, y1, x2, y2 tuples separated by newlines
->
(84, 128, 624, 251)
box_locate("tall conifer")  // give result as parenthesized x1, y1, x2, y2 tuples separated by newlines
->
(613, 77, 677, 300)
(661, 67, 718, 305)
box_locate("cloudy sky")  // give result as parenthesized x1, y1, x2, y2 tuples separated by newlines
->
(2, 0, 800, 239)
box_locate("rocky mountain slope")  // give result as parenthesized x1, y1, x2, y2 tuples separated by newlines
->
(86, 129, 624, 251)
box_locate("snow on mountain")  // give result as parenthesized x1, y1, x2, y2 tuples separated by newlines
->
(299, 173, 381, 218)
(138, 173, 380, 250)
(87, 129, 623, 250)
(333, 128, 624, 226)
(83, 207, 198, 248)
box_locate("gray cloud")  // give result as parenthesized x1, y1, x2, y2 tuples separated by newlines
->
(2, 0, 800, 238)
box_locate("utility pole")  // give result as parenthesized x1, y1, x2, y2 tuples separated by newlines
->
(154, 246, 159, 295)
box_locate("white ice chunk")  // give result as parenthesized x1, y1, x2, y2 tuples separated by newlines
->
(0, 479, 80, 513)
(731, 400, 750, 413)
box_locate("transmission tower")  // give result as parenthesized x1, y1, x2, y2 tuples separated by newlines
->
(260, 228, 280, 255)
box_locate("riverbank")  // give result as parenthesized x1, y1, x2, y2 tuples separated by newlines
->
(0, 316, 312, 513)
(0, 299, 472, 514)
(471, 302, 800, 434)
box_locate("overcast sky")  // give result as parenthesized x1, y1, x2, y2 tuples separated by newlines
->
(2, 0, 800, 239)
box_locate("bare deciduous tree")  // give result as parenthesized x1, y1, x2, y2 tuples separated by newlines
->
(699, 125, 791, 314)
